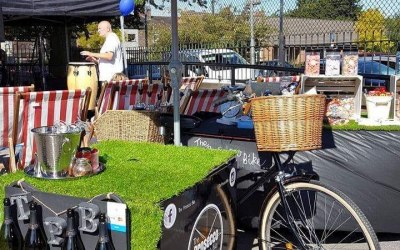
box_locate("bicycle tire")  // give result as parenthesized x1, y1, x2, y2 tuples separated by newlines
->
(216, 184, 236, 250)
(187, 184, 236, 250)
(259, 180, 380, 250)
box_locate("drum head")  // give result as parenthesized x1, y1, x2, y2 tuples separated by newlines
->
(68, 62, 96, 66)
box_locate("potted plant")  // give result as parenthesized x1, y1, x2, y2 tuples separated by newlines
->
(364, 87, 393, 121)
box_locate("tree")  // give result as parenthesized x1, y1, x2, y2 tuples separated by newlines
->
(148, 7, 275, 49)
(385, 14, 400, 46)
(355, 8, 394, 52)
(288, 0, 362, 20)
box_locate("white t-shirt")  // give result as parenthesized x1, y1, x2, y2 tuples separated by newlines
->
(98, 32, 124, 82)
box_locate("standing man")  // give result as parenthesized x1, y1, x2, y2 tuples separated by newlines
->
(81, 21, 124, 83)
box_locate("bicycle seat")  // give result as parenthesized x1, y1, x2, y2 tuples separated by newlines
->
(159, 113, 203, 130)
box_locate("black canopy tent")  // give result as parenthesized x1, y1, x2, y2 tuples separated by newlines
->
(1, 1, 120, 17)
(0, 0, 121, 89)
(1, 0, 183, 145)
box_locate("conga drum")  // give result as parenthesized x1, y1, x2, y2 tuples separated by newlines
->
(67, 62, 98, 110)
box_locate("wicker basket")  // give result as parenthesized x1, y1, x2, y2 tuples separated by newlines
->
(251, 94, 326, 152)
(93, 110, 165, 143)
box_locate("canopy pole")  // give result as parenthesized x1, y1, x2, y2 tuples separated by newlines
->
(64, 20, 70, 64)
(169, 0, 183, 146)
(120, 16, 128, 75)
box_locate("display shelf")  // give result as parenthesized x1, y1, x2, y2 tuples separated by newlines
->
(300, 75, 363, 118)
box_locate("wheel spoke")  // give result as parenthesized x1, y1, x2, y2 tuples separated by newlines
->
(259, 182, 379, 250)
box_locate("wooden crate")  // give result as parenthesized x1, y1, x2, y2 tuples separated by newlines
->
(300, 75, 363, 118)
(389, 75, 400, 119)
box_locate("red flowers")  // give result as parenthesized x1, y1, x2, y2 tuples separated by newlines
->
(367, 87, 392, 96)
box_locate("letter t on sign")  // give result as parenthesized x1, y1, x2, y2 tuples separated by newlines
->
(10, 195, 30, 220)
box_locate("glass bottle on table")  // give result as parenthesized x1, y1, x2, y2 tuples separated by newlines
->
(72, 158, 92, 177)
(62, 208, 85, 250)
(1, 198, 23, 250)
(95, 213, 115, 250)
(24, 202, 48, 250)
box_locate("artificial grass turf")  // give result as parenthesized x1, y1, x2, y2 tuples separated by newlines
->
(324, 120, 400, 131)
(0, 140, 237, 249)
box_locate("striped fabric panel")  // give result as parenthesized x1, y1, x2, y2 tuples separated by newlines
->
(113, 84, 140, 110)
(262, 75, 301, 83)
(184, 89, 227, 115)
(142, 84, 163, 106)
(17, 89, 87, 168)
(168, 76, 203, 111)
(179, 77, 199, 91)
(113, 84, 163, 110)
(0, 86, 32, 94)
(98, 83, 114, 115)
(97, 79, 148, 115)
(0, 93, 20, 147)
(110, 79, 147, 86)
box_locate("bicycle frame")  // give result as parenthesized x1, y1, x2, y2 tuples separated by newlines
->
(237, 152, 316, 250)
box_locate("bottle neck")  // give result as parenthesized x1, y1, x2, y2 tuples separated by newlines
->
(29, 209, 38, 226)
(4, 204, 11, 220)
(66, 215, 75, 231)
(98, 221, 109, 242)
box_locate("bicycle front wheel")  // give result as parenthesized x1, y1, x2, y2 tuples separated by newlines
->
(259, 180, 380, 250)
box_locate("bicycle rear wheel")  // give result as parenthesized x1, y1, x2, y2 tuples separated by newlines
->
(259, 180, 380, 250)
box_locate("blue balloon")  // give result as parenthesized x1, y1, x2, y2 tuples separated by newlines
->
(119, 0, 135, 16)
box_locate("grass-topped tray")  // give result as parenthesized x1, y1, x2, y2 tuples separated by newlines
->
(0, 141, 237, 249)
(325, 120, 400, 131)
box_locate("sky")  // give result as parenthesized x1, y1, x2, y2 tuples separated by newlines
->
(150, 0, 400, 17)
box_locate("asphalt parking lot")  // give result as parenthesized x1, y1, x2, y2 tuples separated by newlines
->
(236, 229, 400, 249)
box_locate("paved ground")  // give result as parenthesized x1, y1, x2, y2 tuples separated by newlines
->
(236, 229, 400, 249)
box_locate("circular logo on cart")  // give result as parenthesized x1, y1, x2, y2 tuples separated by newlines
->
(229, 168, 236, 187)
(187, 204, 223, 250)
(163, 203, 177, 229)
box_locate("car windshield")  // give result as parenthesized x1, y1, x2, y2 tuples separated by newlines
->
(202, 52, 248, 65)
(358, 61, 396, 75)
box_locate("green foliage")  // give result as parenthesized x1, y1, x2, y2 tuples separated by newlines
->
(76, 22, 123, 50)
(149, 7, 275, 48)
(288, 0, 362, 20)
(0, 141, 236, 249)
(385, 14, 400, 44)
(355, 9, 394, 52)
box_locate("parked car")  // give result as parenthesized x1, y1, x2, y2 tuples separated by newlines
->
(164, 49, 259, 84)
(127, 64, 162, 80)
(358, 59, 395, 86)
(362, 55, 396, 70)
(259, 60, 295, 77)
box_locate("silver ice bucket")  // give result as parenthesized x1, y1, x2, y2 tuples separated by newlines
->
(32, 126, 83, 178)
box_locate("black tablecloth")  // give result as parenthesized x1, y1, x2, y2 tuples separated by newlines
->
(182, 117, 400, 233)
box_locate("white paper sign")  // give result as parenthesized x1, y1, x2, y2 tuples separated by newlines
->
(107, 202, 127, 233)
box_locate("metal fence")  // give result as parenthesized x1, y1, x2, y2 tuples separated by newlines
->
(141, 0, 400, 63)
(2, 0, 400, 88)
(0, 39, 49, 87)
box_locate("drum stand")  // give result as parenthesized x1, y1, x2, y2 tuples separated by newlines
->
(30, 32, 49, 90)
